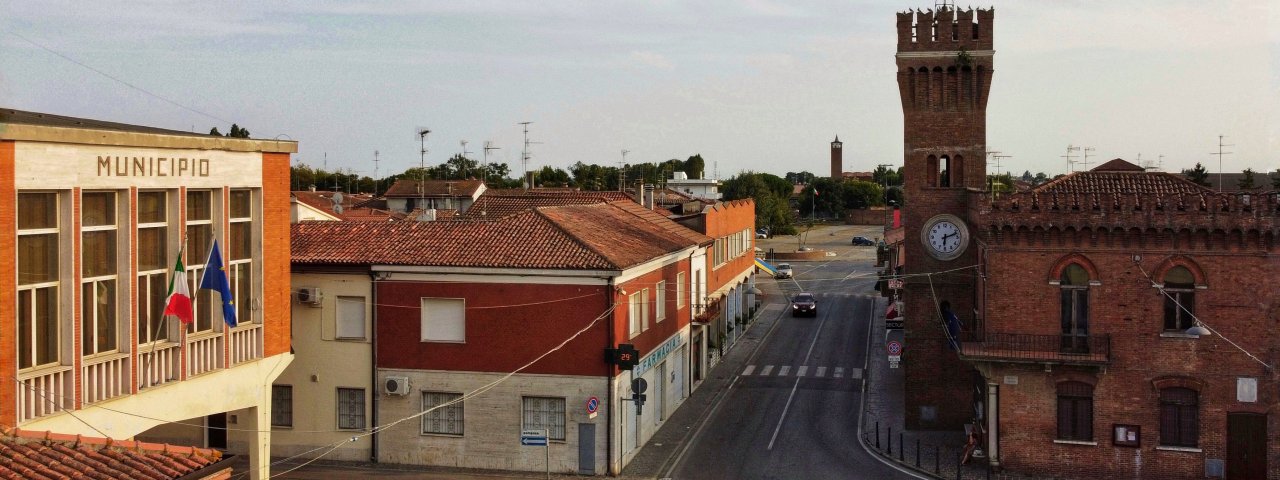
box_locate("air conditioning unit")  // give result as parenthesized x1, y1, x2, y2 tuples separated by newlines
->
(296, 287, 323, 306)
(384, 376, 411, 396)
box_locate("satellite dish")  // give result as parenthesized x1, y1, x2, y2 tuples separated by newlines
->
(332, 192, 344, 204)
(330, 192, 345, 215)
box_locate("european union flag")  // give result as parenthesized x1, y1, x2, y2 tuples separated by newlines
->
(200, 240, 238, 328)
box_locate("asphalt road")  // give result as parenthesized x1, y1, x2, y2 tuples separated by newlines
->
(666, 226, 915, 480)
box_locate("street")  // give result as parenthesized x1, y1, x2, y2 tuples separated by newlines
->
(663, 225, 915, 480)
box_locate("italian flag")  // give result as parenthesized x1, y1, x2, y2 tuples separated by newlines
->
(163, 255, 194, 324)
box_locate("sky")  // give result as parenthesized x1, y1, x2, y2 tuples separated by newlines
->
(2, 0, 1277, 181)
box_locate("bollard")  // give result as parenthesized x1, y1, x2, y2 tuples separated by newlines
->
(916, 438, 921, 467)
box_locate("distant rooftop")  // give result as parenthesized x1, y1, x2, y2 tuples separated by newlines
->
(1033, 159, 1214, 196)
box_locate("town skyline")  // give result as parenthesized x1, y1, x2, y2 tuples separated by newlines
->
(2, 1, 1276, 179)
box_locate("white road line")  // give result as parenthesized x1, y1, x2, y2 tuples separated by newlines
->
(742, 365, 756, 376)
(778, 365, 790, 376)
(815, 366, 827, 377)
(834, 367, 845, 378)
(760, 365, 774, 376)
(796, 366, 808, 377)
(767, 378, 801, 451)
(851, 368, 863, 379)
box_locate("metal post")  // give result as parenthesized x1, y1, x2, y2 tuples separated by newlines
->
(544, 429, 550, 480)
(934, 445, 940, 474)
(876, 422, 881, 449)
(899, 432, 904, 461)
(916, 438, 921, 467)
(887, 427, 892, 455)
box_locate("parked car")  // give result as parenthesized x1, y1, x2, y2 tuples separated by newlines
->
(790, 292, 817, 317)
(851, 236, 875, 246)
(775, 263, 793, 279)
(756, 228, 770, 239)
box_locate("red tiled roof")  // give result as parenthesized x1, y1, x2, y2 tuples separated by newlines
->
(0, 427, 224, 480)
(458, 190, 636, 219)
(292, 201, 710, 270)
(383, 179, 484, 198)
(1033, 159, 1213, 195)
(294, 191, 399, 222)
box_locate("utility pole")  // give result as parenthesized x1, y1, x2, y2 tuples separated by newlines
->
(1211, 135, 1233, 192)
(1062, 145, 1080, 173)
(877, 163, 893, 227)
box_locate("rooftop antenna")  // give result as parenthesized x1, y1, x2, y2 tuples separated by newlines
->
(1157, 154, 1165, 172)
(620, 149, 629, 192)
(1062, 145, 1080, 172)
(460, 140, 473, 180)
(1211, 135, 1233, 192)
(1078, 147, 1096, 171)
(373, 150, 380, 195)
(417, 127, 431, 218)
(482, 141, 500, 186)
(331, 190, 345, 215)
(519, 122, 541, 189)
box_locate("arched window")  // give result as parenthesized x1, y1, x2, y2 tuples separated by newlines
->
(1162, 266, 1195, 332)
(926, 155, 939, 187)
(1056, 381, 1093, 441)
(939, 155, 951, 187)
(1060, 264, 1090, 353)
(1159, 387, 1198, 447)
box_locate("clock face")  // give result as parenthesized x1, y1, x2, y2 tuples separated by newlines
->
(920, 214, 969, 261)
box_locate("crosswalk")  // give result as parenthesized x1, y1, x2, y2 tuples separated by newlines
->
(741, 364, 863, 379)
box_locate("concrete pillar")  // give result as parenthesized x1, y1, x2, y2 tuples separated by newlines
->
(245, 386, 273, 479)
(986, 381, 999, 467)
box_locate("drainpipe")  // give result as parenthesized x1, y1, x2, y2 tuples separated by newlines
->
(987, 381, 999, 468)
(368, 269, 380, 463)
(607, 277, 617, 476)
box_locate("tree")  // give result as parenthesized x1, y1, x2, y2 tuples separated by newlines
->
(987, 173, 1015, 194)
(684, 154, 706, 179)
(1033, 172, 1050, 185)
(210, 124, 251, 138)
(534, 166, 571, 187)
(872, 165, 903, 187)
(785, 171, 816, 185)
(209, 127, 222, 136)
(1238, 168, 1257, 189)
(1182, 163, 1211, 186)
(1273, 170, 1280, 189)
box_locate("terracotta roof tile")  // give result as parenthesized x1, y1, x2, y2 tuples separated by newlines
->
(0, 428, 222, 480)
(458, 190, 636, 219)
(1033, 159, 1213, 195)
(292, 201, 711, 270)
(383, 179, 484, 198)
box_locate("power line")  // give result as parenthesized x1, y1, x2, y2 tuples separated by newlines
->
(7, 31, 232, 126)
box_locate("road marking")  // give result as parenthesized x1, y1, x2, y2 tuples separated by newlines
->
(851, 368, 863, 379)
(760, 365, 774, 376)
(767, 378, 801, 451)
(815, 366, 827, 377)
(742, 365, 756, 376)
(834, 367, 845, 378)
(778, 366, 790, 376)
(796, 366, 808, 377)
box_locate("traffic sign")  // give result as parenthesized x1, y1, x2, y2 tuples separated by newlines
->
(886, 340, 903, 356)
(520, 429, 548, 446)
(631, 377, 648, 394)
(586, 396, 599, 415)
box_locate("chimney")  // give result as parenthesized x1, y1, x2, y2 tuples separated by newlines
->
(644, 184, 656, 210)
(308, 184, 317, 192)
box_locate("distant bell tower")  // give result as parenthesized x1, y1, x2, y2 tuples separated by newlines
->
(896, 5, 994, 430)
(830, 136, 843, 180)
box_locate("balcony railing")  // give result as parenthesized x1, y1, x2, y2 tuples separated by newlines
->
(958, 331, 1110, 366)
(187, 333, 225, 377)
(82, 353, 131, 405)
(229, 324, 264, 366)
(16, 366, 73, 423)
(138, 343, 182, 390)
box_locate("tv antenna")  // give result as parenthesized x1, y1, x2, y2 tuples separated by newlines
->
(519, 122, 541, 189)
(460, 140, 473, 179)
(416, 127, 431, 217)
(482, 141, 500, 185)
(1210, 135, 1233, 192)
(619, 149, 630, 192)
(373, 150, 380, 195)
(1062, 145, 1080, 172)
(1078, 147, 1096, 171)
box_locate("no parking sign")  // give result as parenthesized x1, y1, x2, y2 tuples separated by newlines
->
(586, 396, 599, 419)
(887, 340, 903, 369)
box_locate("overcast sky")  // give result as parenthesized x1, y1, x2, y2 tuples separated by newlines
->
(2, 0, 1277, 181)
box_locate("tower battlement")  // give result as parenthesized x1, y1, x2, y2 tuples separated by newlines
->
(897, 7, 994, 52)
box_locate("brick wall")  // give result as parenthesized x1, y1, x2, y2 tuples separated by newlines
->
(704, 199, 755, 294)
(0, 141, 13, 426)
(261, 152, 292, 357)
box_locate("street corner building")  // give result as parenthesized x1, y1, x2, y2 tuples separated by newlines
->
(286, 199, 744, 475)
(0, 108, 297, 479)
(891, 6, 1277, 480)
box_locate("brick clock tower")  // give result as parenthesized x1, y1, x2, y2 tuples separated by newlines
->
(896, 6, 994, 429)
(830, 136, 843, 179)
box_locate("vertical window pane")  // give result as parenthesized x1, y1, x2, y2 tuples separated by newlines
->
(36, 287, 58, 365)
(138, 191, 166, 223)
(187, 191, 211, 221)
(422, 392, 464, 435)
(337, 388, 366, 430)
(18, 233, 58, 284)
(230, 190, 251, 218)
(272, 385, 293, 427)
(522, 396, 566, 441)
(81, 192, 116, 227)
(82, 230, 117, 278)
(230, 222, 251, 260)
(19, 290, 33, 369)
(139, 273, 170, 343)
(186, 225, 212, 265)
(82, 280, 117, 354)
(337, 296, 367, 339)
(138, 226, 166, 271)
(18, 192, 57, 229)
(234, 263, 252, 323)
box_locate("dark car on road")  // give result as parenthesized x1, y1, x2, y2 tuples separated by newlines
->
(791, 293, 817, 317)
(851, 236, 875, 246)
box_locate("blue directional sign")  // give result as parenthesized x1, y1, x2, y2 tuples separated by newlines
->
(521, 429, 548, 446)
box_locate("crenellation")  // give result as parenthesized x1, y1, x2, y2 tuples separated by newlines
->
(897, 7, 994, 52)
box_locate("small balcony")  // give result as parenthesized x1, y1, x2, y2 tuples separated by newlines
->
(958, 331, 1110, 366)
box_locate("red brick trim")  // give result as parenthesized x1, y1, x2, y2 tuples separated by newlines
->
(0, 141, 14, 427)
(1151, 375, 1205, 392)
(1047, 253, 1100, 282)
(1153, 255, 1206, 286)
(1052, 371, 1099, 387)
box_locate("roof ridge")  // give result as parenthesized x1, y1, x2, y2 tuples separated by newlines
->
(531, 205, 621, 269)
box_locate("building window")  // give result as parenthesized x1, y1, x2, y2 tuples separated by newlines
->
(337, 388, 366, 430)
(641, 288, 650, 331)
(629, 291, 642, 337)
(186, 190, 216, 333)
(1159, 387, 1198, 447)
(1056, 381, 1093, 441)
(1059, 263, 1090, 353)
(228, 189, 255, 325)
(421, 298, 465, 343)
(81, 191, 119, 356)
(337, 296, 367, 339)
(137, 191, 172, 344)
(422, 392, 464, 435)
(677, 272, 686, 309)
(1162, 266, 1196, 332)
(522, 396, 566, 441)
(656, 281, 666, 322)
(18, 192, 61, 370)
(271, 385, 293, 427)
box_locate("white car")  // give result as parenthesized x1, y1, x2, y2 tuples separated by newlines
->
(775, 264, 793, 279)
